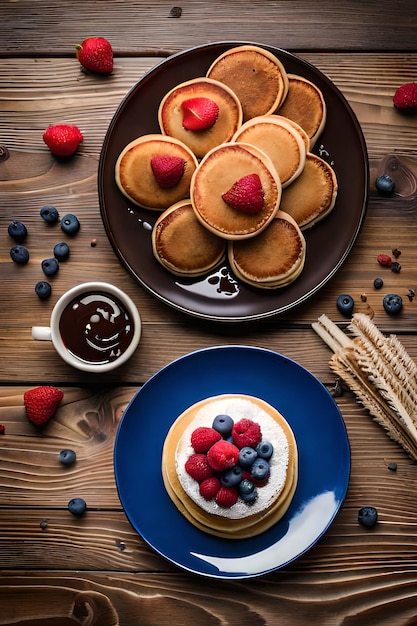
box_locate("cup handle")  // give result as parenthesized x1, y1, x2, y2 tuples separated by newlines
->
(32, 326, 52, 341)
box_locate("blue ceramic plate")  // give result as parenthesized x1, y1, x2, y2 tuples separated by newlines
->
(114, 346, 350, 579)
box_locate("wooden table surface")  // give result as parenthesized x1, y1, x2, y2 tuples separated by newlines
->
(1, 1, 417, 623)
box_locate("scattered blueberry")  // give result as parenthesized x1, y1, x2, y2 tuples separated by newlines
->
(59, 449, 76, 465)
(68, 497, 87, 516)
(53, 241, 70, 261)
(10, 245, 29, 264)
(238, 446, 258, 468)
(336, 293, 354, 317)
(41, 257, 59, 276)
(358, 506, 378, 528)
(256, 440, 274, 460)
(373, 277, 384, 290)
(220, 465, 243, 487)
(35, 280, 52, 300)
(40, 204, 60, 224)
(375, 174, 395, 196)
(250, 457, 270, 481)
(387, 462, 397, 472)
(212, 414, 234, 437)
(390, 261, 401, 273)
(239, 478, 255, 495)
(8, 221, 28, 242)
(61, 213, 80, 234)
(383, 293, 403, 315)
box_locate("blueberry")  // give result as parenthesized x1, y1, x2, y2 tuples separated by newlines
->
(35, 280, 52, 300)
(239, 478, 255, 495)
(240, 489, 257, 504)
(256, 440, 274, 460)
(40, 204, 59, 224)
(358, 506, 378, 528)
(59, 449, 76, 465)
(53, 241, 70, 260)
(8, 221, 28, 242)
(41, 257, 59, 276)
(373, 277, 384, 290)
(10, 245, 29, 264)
(212, 414, 233, 437)
(390, 261, 401, 273)
(68, 497, 87, 516)
(238, 446, 258, 468)
(250, 457, 270, 481)
(220, 465, 243, 487)
(383, 293, 403, 315)
(336, 293, 354, 317)
(61, 213, 80, 234)
(375, 174, 395, 196)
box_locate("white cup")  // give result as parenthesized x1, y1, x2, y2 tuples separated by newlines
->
(32, 282, 141, 373)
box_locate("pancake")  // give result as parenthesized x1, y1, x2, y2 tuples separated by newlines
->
(232, 114, 307, 187)
(190, 142, 281, 240)
(115, 134, 198, 211)
(279, 153, 338, 230)
(277, 74, 327, 148)
(207, 45, 289, 122)
(158, 77, 243, 158)
(162, 394, 298, 539)
(228, 210, 306, 289)
(152, 200, 226, 277)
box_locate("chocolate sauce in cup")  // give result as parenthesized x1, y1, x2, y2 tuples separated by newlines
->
(32, 282, 141, 372)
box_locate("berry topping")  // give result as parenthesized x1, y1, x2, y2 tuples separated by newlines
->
(383, 293, 403, 315)
(212, 413, 234, 437)
(393, 82, 417, 114)
(375, 174, 395, 196)
(68, 497, 87, 517)
(53, 242, 70, 261)
(220, 465, 243, 487)
(240, 489, 258, 504)
(40, 205, 60, 224)
(76, 36, 113, 75)
(190, 426, 222, 453)
(199, 476, 221, 500)
(238, 446, 258, 468)
(250, 457, 270, 482)
(215, 485, 239, 508)
(377, 253, 392, 267)
(222, 173, 264, 214)
(239, 478, 255, 495)
(8, 221, 27, 243)
(231, 418, 262, 449)
(61, 213, 80, 234)
(23, 385, 64, 426)
(41, 257, 59, 276)
(336, 293, 354, 317)
(43, 124, 83, 157)
(10, 244, 29, 265)
(181, 97, 219, 131)
(207, 439, 240, 472)
(256, 440, 274, 460)
(185, 453, 215, 482)
(35, 280, 52, 300)
(358, 505, 378, 528)
(150, 154, 185, 189)
(59, 449, 77, 465)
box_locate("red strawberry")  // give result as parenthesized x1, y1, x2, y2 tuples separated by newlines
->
(199, 476, 221, 500)
(215, 485, 239, 508)
(43, 124, 83, 157)
(393, 82, 417, 114)
(150, 155, 185, 189)
(232, 418, 262, 449)
(190, 426, 222, 453)
(75, 37, 113, 75)
(185, 453, 215, 482)
(23, 386, 64, 426)
(207, 440, 239, 472)
(222, 173, 264, 214)
(181, 97, 219, 131)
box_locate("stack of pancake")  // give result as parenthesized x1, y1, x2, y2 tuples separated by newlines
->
(115, 44, 338, 288)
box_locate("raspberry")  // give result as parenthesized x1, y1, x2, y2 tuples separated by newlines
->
(199, 477, 221, 500)
(377, 253, 392, 267)
(215, 486, 239, 508)
(232, 418, 262, 449)
(207, 440, 240, 472)
(185, 453, 215, 482)
(190, 426, 221, 453)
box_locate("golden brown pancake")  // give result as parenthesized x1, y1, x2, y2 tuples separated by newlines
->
(190, 142, 281, 240)
(152, 200, 226, 277)
(232, 115, 306, 187)
(228, 210, 306, 289)
(158, 77, 243, 158)
(279, 153, 338, 230)
(277, 74, 327, 148)
(207, 45, 289, 122)
(115, 134, 198, 211)
(162, 394, 298, 539)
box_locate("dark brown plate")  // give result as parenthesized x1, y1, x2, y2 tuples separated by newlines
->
(98, 42, 369, 322)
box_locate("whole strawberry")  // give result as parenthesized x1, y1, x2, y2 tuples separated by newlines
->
(76, 37, 113, 75)
(43, 124, 83, 157)
(24, 386, 64, 426)
(393, 82, 417, 114)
